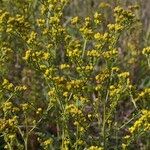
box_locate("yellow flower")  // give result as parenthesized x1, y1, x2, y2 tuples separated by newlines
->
(8, 134, 16, 140)
(15, 85, 27, 91)
(50, 15, 60, 24)
(2, 79, 9, 85)
(43, 52, 50, 60)
(21, 103, 29, 111)
(87, 49, 100, 57)
(112, 67, 120, 72)
(67, 48, 81, 58)
(43, 139, 53, 146)
(94, 32, 102, 40)
(23, 50, 31, 61)
(60, 64, 70, 69)
(8, 116, 18, 127)
(99, 2, 110, 8)
(142, 47, 150, 56)
(94, 12, 102, 25)
(63, 92, 68, 97)
(65, 104, 82, 116)
(71, 16, 79, 25)
(122, 143, 127, 150)
(36, 19, 45, 27)
(27, 31, 37, 44)
(3, 101, 13, 112)
(2, 79, 14, 90)
(36, 108, 42, 114)
(118, 72, 130, 78)
(48, 88, 55, 96)
(87, 146, 103, 150)
(80, 27, 93, 38)
(107, 23, 123, 32)
(129, 109, 150, 134)
(79, 126, 84, 132)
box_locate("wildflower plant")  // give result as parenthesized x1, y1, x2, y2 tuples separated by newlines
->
(0, 0, 150, 150)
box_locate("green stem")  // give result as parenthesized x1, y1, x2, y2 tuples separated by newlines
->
(75, 98, 79, 150)
(147, 56, 150, 68)
(115, 113, 118, 150)
(75, 123, 79, 150)
(102, 103, 106, 149)
(6, 142, 13, 150)
(24, 137, 28, 150)
(118, 112, 140, 130)
(129, 91, 138, 110)
(61, 115, 67, 150)
(82, 39, 87, 58)
(102, 90, 109, 149)
(24, 113, 28, 150)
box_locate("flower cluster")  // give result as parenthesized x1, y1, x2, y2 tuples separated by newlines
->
(0, 0, 149, 149)
(129, 110, 150, 134)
